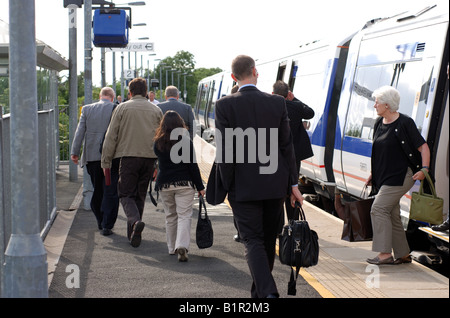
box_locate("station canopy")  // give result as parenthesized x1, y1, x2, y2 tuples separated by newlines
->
(0, 19, 68, 75)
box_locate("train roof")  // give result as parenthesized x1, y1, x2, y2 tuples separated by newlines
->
(360, 3, 449, 35)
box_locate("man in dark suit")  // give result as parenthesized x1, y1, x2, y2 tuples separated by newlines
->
(273, 80, 314, 220)
(158, 85, 196, 139)
(213, 55, 304, 298)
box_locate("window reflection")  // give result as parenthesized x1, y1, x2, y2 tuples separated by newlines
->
(344, 61, 431, 139)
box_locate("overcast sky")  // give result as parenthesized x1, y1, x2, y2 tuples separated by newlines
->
(1, 0, 448, 86)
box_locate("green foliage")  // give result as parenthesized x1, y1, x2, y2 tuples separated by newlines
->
(0, 77, 9, 113)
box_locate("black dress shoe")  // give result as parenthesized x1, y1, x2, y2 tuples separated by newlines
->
(431, 221, 449, 232)
(130, 221, 145, 247)
(233, 234, 242, 243)
(102, 228, 113, 236)
(266, 293, 279, 298)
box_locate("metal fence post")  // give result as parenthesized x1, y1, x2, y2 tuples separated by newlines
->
(2, 0, 48, 297)
(68, 3, 78, 182)
(83, 0, 94, 209)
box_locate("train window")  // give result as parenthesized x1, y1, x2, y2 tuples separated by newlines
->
(288, 61, 298, 91)
(276, 60, 287, 82)
(345, 60, 431, 139)
(208, 80, 216, 123)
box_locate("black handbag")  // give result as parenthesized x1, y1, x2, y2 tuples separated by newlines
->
(278, 202, 319, 295)
(196, 195, 214, 249)
(341, 185, 374, 242)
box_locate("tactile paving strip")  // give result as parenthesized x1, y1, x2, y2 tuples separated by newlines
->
(305, 249, 387, 298)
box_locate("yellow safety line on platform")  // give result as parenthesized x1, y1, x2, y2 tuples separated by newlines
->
(298, 268, 336, 298)
(274, 242, 335, 298)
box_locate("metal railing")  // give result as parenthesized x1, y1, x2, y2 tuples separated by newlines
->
(0, 106, 59, 294)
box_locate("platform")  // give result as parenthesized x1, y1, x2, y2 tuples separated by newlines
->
(45, 137, 449, 299)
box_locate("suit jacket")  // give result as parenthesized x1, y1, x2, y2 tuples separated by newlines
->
(71, 99, 116, 167)
(158, 98, 195, 139)
(285, 98, 314, 161)
(213, 85, 298, 202)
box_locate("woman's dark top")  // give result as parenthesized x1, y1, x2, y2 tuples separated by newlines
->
(371, 113, 425, 189)
(154, 136, 205, 192)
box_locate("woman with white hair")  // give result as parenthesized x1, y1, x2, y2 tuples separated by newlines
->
(365, 86, 430, 265)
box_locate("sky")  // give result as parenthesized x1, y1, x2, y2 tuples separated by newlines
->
(0, 0, 448, 87)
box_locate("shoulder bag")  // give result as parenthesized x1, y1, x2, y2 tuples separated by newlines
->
(206, 162, 227, 205)
(278, 202, 319, 295)
(410, 168, 444, 225)
(196, 195, 214, 249)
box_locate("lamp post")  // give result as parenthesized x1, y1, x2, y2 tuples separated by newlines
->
(158, 62, 166, 100)
(122, 23, 146, 87)
(165, 66, 171, 91)
(183, 73, 193, 102)
(3, 0, 48, 297)
(170, 69, 178, 85)
(176, 70, 181, 89)
(147, 54, 157, 89)
(85, 0, 146, 209)
(136, 37, 149, 77)
(100, 4, 146, 88)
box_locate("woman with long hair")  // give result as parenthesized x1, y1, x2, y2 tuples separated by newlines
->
(154, 111, 205, 261)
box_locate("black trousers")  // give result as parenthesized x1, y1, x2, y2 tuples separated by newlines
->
(86, 158, 120, 230)
(228, 197, 284, 298)
(284, 157, 302, 222)
(118, 157, 156, 239)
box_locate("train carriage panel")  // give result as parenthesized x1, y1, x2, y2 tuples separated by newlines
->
(335, 7, 448, 225)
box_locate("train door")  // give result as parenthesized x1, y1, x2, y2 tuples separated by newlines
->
(196, 81, 212, 137)
(434, 88, 449, 218)
(201, 79, 215, 141)
(206, 75, 224, 141)
(194, 83, 205, 137)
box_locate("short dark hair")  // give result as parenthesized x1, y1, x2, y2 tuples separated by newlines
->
(231, 55, 255, 81)
(129, 77, 147, 97)
(272, 80, 289, 98)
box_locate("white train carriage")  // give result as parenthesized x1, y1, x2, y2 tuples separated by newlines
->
(193, 71, 233, 143)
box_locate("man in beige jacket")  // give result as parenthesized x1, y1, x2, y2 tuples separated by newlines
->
(101, 78, 163, 247)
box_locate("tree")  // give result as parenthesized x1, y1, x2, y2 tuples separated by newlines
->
(152, 50, 222, 105)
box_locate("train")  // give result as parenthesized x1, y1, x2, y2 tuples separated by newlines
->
(193, 4, 449, 262)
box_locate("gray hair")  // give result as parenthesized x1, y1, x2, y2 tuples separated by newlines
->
(165, 86, 179, 98)
(372, 86, 400, 112)
(100, 87, 115, 99)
